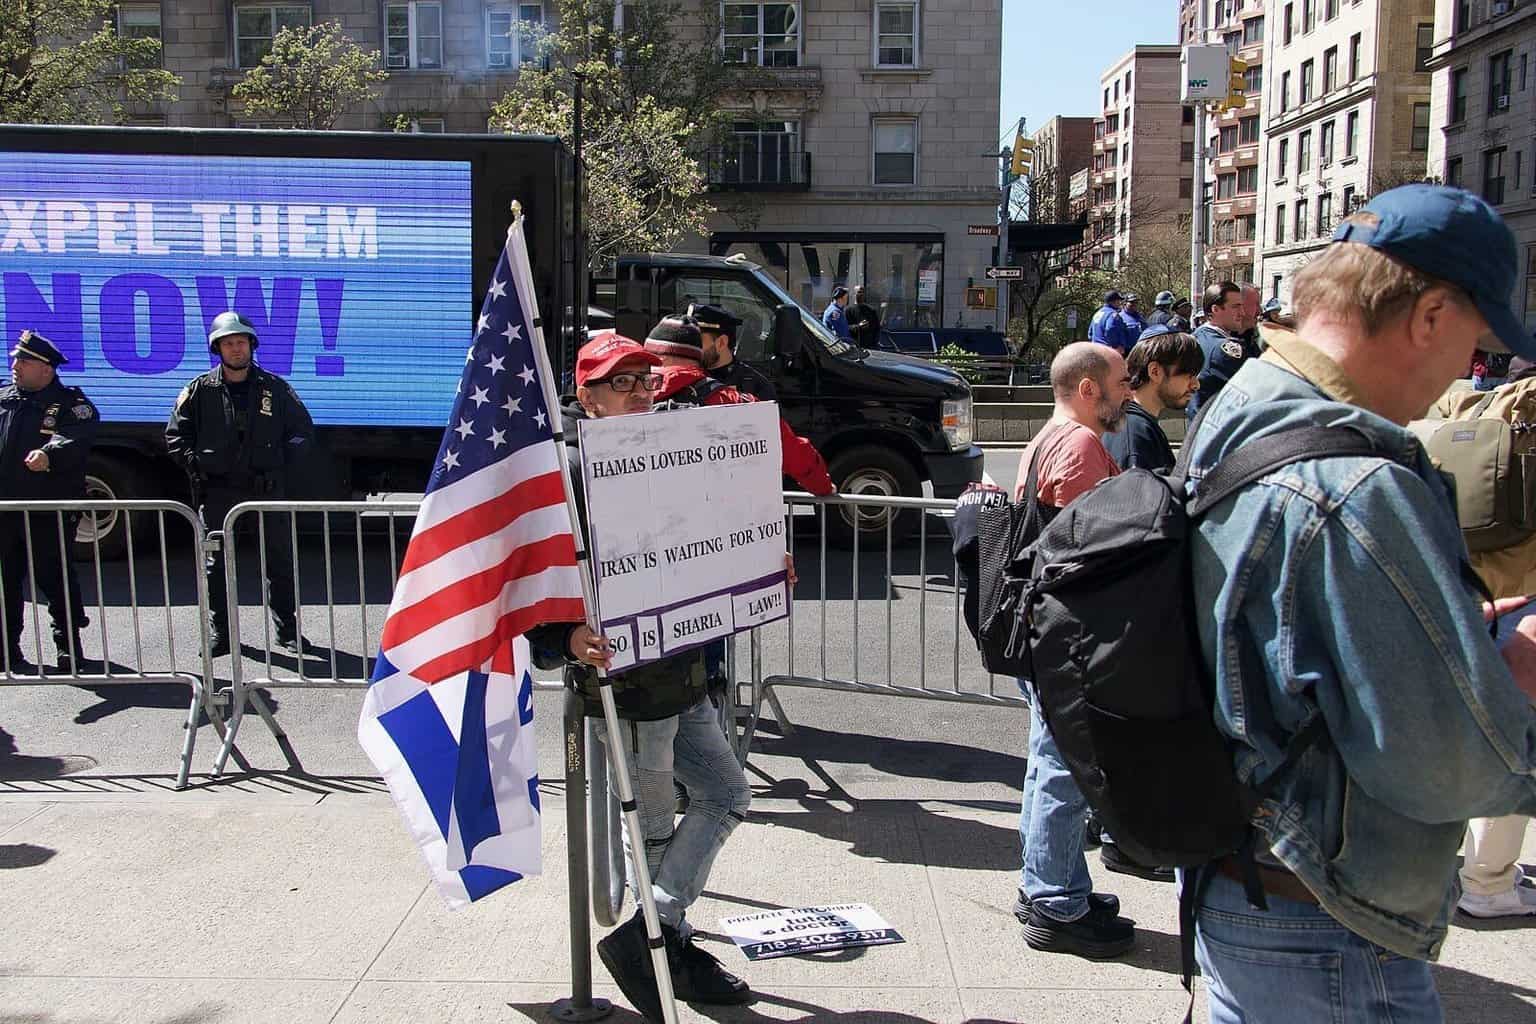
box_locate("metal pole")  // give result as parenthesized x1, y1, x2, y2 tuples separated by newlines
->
(1190, 6, 1208, 304)
(508, 212, 680, 1024)
(551, 689, 612, 1022)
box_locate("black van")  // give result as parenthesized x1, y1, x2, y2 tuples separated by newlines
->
(605, 252, 983, 542)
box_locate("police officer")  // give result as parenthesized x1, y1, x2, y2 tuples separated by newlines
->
(687, 303, 777, 401)
(1145, 291, 1178, 328)
(1185, 280, 1260, 417)
(165, 312, 314, 656)
(1, 331, 98, 672)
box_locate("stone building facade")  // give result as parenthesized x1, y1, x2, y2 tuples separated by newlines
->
(1086, 45, 1194, 272)
(1256, 0, 1436, 305)
(1425, 0, 1536, 330)
(1030, 115, 1097, 223)
(108, 0, 1001, 330)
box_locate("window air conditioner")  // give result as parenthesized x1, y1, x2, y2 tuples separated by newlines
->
(1493, 1, 1511, 16)
(488, 53, 510, 67)
(1497, 94, 1511, 110)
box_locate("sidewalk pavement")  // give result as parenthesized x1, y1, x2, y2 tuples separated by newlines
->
(2, 700, 1536, 1023)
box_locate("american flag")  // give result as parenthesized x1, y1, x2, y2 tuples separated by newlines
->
(357, 217, 586, 908)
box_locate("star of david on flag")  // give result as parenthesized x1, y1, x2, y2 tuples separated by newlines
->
(358, 217, 586, 908)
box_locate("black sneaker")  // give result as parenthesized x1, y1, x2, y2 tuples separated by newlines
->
(53, 634, 87, 674)
(1100, 842, 1175, 883)
(1084, 815, 1104, 850)
(596, 912, 663, 1022)
(1013, 887, 1120, 924)
(1022, 903, 1135, 959)
(665, 926, 750, 1005)
(4, 648, 34, 673)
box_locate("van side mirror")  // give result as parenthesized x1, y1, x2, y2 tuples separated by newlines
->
(774, 304, 804, 359)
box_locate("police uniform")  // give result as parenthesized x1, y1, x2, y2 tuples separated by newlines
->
(1186, 321, 1261, 417)
(690, 303, 779, 402)
(1, 331, 97, 667)
(164, 312, 315, 651)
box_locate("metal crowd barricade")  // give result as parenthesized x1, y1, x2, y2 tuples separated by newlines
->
(737, 490, 1025, 756)
(0, 498, 226, 789)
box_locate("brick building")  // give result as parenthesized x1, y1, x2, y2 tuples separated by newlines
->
(1030, 115, 1097, 223)
(1425, 0, 1536, 330)
(108, 0, 1001, 329)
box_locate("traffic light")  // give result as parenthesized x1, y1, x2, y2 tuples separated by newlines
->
(1225, 55, 1249, 111)
(1010, 135, 1035, 177)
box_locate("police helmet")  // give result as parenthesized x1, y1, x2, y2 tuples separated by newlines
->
(1154, 290, 1175, 307)
(207, 311, 259, 353)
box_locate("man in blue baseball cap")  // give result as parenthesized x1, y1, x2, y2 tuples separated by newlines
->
(1181, 185, 1536, 1023)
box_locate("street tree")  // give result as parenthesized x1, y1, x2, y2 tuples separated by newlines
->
(489, 0, 745, 268)
(1003, 165, 1096, 358)
(1116, 219, 1194, 306)
(230, 22, 387, 131)
(0, 0, 179, 123)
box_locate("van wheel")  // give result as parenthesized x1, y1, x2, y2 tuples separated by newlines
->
(73, 455, 139, 562)
(826, 446, 923, 548)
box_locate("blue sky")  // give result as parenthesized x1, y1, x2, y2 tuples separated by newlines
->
(999, 2, 1178, 146)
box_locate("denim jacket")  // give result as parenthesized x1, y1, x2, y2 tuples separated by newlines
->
(1186, 331, 1536, 960)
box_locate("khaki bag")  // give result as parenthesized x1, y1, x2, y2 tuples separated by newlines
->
(1409, 379, 1536, 553)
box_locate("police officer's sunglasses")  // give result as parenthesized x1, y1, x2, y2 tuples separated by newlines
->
(589, 372, 663, 393)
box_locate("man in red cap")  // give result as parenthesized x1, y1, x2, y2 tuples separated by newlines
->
(644, 316, 835, 496)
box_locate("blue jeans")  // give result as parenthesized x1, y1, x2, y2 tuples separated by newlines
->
(1194, 872, 1444, 1024)
(608, 695, 751, 930)
(1019, 693, 1092, 921)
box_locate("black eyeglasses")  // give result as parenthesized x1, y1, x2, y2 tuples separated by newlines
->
(589, 372, 663, 393)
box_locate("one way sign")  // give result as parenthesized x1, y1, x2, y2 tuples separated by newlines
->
(985, 266, 1024, 281)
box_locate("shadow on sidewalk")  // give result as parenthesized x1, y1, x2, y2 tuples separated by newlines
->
(750, 720, 1024, 790)
(1431, 963, 1536, 1021)
(0, 843, 55, 868)
(508, 998, 948, 1023)
(0, 725, 97, 780)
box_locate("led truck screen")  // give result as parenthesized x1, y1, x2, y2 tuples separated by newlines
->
(0, 151, 473, 427)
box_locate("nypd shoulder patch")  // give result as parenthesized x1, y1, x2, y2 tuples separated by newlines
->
(72, 403, 94, 419)
(1221, 340, 1245, 360)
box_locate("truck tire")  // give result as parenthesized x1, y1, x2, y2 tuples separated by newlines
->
(826, 446, 924, 548)
(74, 454, 141, 561)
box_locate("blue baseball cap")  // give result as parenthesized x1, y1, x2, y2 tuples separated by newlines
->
(1333, 184, 1533, 358)
(1137, 323, 1178, 342)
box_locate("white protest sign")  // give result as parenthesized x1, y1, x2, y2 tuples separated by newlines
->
(578, 401, 790, 672)
(720, 903, 904, 961)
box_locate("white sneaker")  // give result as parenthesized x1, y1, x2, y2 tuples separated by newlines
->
(1457, 886, 1536, 919)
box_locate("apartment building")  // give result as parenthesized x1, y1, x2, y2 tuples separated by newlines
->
(1030, 116, 1097, 223)
(1181, 0, 1268, 284)
(1086, 45, 1194, 272)
(1258, 0, 1435, 305)
(108, 0, 1002, 330)
(1425, 0, 1536, 329)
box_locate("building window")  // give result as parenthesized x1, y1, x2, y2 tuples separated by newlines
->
(1343, 184, 1356, 213)
(1272, 273, 1283, 299)
(1126, 71, 1133, 95)
(1275, 203, 1287, 244)
(1516, 150, 1524, 193)
(1317, 191, 1332, 234)
(1490, 50, 1513, 114)
(1452, 67, 1468, 122)
(402, 116, 446, 132)
(1277, 137, 1289, 178)
(1237, 165, 1258, 194)
(1485, 147, 1507, 205)
(235, 5, 311, 68)
(1237, 213, 1256, 241)
(1180, 140, 1195, 161)
(1447, 155, 1463, 188)
(1298, 130, 1312, 173)
(1281, 70, 1291, 112)
(1219, 125, 1239, 152)
(1301, 59, 1314, 103)
(488, 3, 544, 68)
(1522, 53, 1528, 91)
(1527, 244, 1536, 323)
(1455, 0, 1471, 33)
(1104, 87, 1110, 109)
(1238, 116, 1259, 145)
(717, 120, 801, 185)
(1114, 80, 1120, 102)
(1323, 47, 1338, 93)
(1411, 103, 1430, 151)
(1295, 198, 1308, 240)
(1183, 106, 1195, 124)
(1180, 178, 1194, 198)
(117, 4, 162, 69)
(1124, 108, 1132, 128)
(1303, 0, 1315, 33)
(1345, 109, 1359, 158)
(1414, 24, 1433, 71)
(1348, 33, 1361, 82)
(1320, 120, 1334, 165)
(1217, 173, 1237, 200)
(723, 2, 800, 67)
(1283, 3, 1294, 44)
(1324, 0, 1338, 18)
(873, 118, 917, 185)
(386, 2, 443, 69)
(1243, 16, 1264, 45)
(1244, 64, 1263, 94)
(875, 1, 918, 67)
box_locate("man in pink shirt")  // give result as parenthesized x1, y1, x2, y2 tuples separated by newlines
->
(1012, 343, 1139, 959)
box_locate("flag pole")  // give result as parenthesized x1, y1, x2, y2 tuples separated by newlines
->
(507, 204, 681, 1024)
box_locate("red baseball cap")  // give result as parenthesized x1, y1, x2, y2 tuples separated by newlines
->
(576, 331, 661, 386)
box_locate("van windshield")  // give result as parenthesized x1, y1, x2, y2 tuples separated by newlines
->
(754, 270, 859, 357)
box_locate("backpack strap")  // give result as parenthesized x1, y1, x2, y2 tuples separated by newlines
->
(1187, 426, 1386, 518)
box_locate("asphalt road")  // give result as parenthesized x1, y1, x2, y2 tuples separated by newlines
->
(0, 450, 1034, 806)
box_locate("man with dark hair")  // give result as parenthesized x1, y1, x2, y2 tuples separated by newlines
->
(1011, 341, 1138, 959)
(1088, 290, 1129, 352)
(687, 303, 776, 402)
(1171, 297, 1194, 332)
(821, 286, 852, 340)
(1186, 281, 1254, 417)
(1103, 326, 1203, 472)
(845, 285, 882, 349)
(1185, 184, 1536, 1022)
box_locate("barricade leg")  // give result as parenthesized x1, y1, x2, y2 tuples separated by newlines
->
(588, 719, 624, 927)
(550, 688, 612, 1022)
